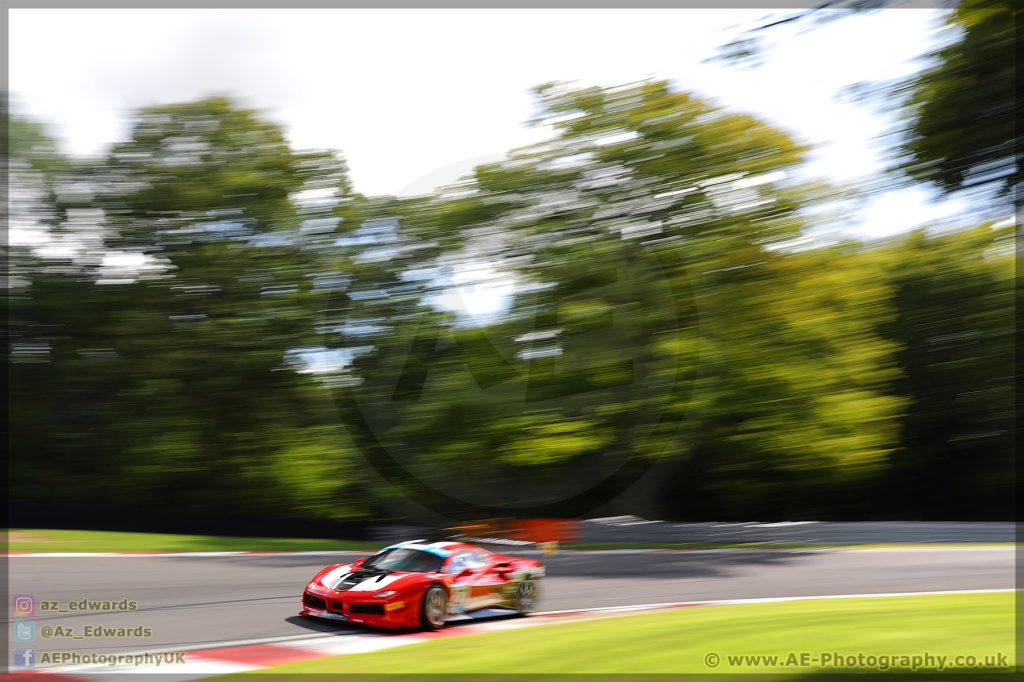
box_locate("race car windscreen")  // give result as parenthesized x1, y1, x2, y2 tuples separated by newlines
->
(363, 548, 445, 573)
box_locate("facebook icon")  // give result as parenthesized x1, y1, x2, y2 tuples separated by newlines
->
(14, 647, 35, 668)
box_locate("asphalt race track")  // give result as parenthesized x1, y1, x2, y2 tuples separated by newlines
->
(7, 547, 1013, 655)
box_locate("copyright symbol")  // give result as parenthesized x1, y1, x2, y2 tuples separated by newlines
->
(40, 625, 54, 638)
(705, 653, 720, 668)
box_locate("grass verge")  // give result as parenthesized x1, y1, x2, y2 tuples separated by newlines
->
(6, 528, 376, 553)
(219, 592, 1014, 677)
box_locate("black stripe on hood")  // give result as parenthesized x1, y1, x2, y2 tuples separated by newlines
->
(334, 568, 393, 592)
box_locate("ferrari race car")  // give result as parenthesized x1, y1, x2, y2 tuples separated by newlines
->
(301, 539, 545, 630)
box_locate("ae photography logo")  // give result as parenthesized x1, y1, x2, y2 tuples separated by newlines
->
(706, 651, 1011, 671)
(13, 651, 188, 668)
(324, 156, 699, 518)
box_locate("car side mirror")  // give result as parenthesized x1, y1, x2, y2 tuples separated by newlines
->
(459, 567, 475, 578)
(353, 558, 365, 568)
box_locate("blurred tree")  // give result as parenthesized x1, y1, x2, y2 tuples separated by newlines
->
(874, 222, 1014, 519)
(5, 79, 1013, 524)
(664, 240, 906, 520)
(894, 0, 1019, 200)
(700, 1, 1017, 519)
(6, 112, 116, 505)
(705, 1, 892, 69)
(325, 80, 906, 519)
(10, 99, 367, 519)
(710, 1, 1019, 204)
(534, 82, 908, 519)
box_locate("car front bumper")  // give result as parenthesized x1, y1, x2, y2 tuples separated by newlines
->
(301, 592, 418, 629)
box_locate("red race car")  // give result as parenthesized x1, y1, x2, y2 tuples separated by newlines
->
(300, 539, 545, 630)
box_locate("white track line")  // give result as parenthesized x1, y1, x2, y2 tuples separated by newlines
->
(277, 635, 431, 657)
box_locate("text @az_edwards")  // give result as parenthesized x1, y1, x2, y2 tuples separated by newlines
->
(705, 651, 1011, 671)
(38, 598, 138, 613)
(40, 624, 153, 639)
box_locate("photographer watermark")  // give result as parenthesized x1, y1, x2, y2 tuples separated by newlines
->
(13, 594, 139, 615)
(13, 649, 187, 669)
(14, 621, 153, 642)
(705, 651, 1011, 671)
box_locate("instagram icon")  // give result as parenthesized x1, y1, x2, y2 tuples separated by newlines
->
(13, 595, 35, 617)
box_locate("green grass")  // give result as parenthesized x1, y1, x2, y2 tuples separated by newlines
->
(6, 528, 377, 553)
(561, 541, 1016, 551)
(219, 592, 1014, 677)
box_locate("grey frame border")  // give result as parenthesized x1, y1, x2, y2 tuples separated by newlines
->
(2, 0, 1014, 674)
(2, 1, 958, 8)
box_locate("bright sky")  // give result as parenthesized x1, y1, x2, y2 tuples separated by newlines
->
(10, 8, 972, 245)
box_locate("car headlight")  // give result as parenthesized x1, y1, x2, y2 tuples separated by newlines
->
(375, 590, 398, 598)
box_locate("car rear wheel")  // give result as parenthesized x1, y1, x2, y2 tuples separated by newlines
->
(420, 584, 448, 630)
(515, 577, 539, 615)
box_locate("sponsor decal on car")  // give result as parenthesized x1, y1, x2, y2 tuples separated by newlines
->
(449, 586, 470, 613)
(307, 608, 348, 622)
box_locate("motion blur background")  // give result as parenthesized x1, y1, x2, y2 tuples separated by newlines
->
(7, 3, 1015, 529)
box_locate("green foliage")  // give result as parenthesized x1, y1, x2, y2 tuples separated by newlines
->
(873, 222, 1015, 518)
(325, 80, 905, 518)
(708, 1, 1019, 202)
(9, 99, 366, 519)
(495, 419, 616, 466)
(7, 529, 376, 553)
(895, 0, 1018, 199)
(6, 79, 1013, 523)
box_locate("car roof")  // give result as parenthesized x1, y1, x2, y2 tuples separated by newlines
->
(380, 540, 488, 558)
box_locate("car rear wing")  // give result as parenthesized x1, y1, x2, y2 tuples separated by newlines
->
(447, 534, 560, 557)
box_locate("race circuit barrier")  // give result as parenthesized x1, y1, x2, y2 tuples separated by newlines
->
(370, 519, 582, 545)
(369, 519, 1014, 546)
(578, 518, 1015, 544)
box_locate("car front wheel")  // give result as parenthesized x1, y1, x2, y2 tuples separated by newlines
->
(421, 584, 448, 630)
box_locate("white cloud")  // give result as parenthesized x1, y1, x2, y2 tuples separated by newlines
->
(857, 186, 974, 239)
(10, 7, 959, 240)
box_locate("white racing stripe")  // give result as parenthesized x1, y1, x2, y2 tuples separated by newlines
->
(319, 566, 353, 588)
(346, 573, 405, 592)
